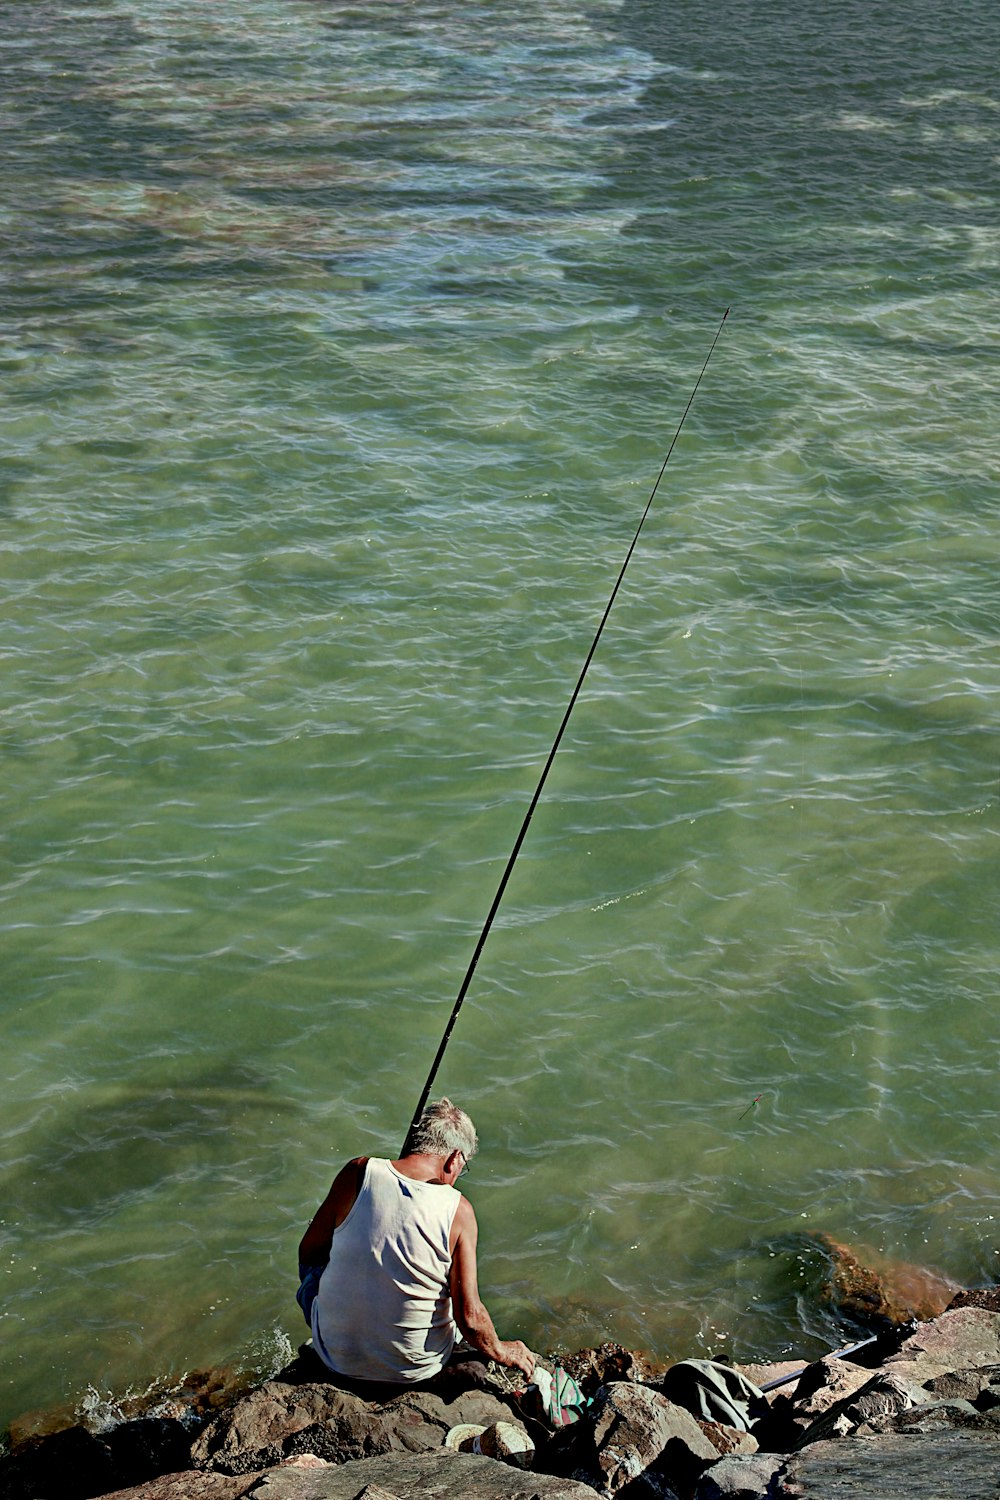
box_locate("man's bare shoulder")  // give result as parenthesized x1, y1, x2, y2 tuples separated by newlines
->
(453, 1192, 478, 1232)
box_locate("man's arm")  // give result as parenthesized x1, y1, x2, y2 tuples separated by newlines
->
(298, 1156, 368, 1268)
(448, 1196, 535, 1381)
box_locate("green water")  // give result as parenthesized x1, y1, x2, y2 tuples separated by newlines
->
(2, 0, 999, 1430)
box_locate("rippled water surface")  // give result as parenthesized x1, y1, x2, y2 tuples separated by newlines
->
(2, 0, 999, 1428)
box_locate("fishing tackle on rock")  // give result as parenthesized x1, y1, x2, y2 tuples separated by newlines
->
(403, 309, 731, 1153)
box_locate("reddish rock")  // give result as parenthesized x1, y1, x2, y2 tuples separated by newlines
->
(558, 1341, 664, 1395)
(947, 1287, 1000, 1315)
(809, 1233, 958, 1329)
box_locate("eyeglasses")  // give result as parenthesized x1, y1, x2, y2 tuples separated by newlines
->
(457, 1153, 471, 1178)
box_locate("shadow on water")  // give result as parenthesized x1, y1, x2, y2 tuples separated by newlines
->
(890, 854, 1000, 947)
(3, 1062, 290, 1231)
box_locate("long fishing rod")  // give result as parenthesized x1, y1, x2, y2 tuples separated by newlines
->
(403, 308, 730, 1153)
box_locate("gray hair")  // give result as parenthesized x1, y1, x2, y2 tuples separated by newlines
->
(409, 1097, 478, 1160)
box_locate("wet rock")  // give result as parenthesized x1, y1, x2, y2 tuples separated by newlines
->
(543, 1381, 719, 1497)
(5, 1402, 82, 1449)
(105, 1419, 194, 1489)
(1, 1414, 189, 1499)
(946, 1286, 1000, 1314)
(558, 1342, 664, 1396)
(808, 1233, 958, 1330)
(0, 1423, 117, 1500)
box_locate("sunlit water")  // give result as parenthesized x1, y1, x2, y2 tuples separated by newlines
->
(2, 0, 999, 1430)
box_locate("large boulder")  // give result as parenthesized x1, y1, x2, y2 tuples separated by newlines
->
(0, 1423, 119, 1500)
(694, 1452, 787, 1499)
(1, 1415, 194, 1500)
(774, 1431, 1000, 1499)
(807, 1233, 957, 1330)
(884, 1306, 1000, 1386)
(750, 1354, 873, 1451)
(543, 1381, 720, 1497)
(191, 1385, 390, 1475)
(190, 1380, 518, 1476)
(793, 1369, 914, 1447)
(97, 1452, 598, 1500)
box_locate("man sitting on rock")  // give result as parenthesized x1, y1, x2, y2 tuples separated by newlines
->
(298, 1097, 536, 1392)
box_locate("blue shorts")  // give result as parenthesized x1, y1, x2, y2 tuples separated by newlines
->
(296, 1263, 324, 1325)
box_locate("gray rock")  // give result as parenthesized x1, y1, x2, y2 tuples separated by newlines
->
(364, 1388, 519, 1456)
(91, 1454, 596, 1500)
(244, 1451, 595, 1499)
(99, 1475, 264, 1500)
(919, 1363, 1000, 1407)
(885, 1307, 1000, 1385)
(695, 1421, 758, 1461)
(191, 1385, 392, 1475)
(857, 1397, 1000, 1437)
(694, 1453, 787, 1499)
(545, 1381, 719, 1497)
(793, 1369, 914, 1447)
(786, 1356, 873, 1418)
(774, 1431, 1000, 1499)
(190, 1382, 516, 1476)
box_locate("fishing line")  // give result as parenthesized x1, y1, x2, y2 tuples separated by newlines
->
(403, 309, 731, 1152)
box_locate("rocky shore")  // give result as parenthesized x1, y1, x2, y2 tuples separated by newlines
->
(4, 1239, 1000, 1500)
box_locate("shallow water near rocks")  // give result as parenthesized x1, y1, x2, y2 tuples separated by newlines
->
(2, 0, 999, 1430)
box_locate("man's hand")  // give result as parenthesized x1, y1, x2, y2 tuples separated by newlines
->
(496, 1338, 536, 1382)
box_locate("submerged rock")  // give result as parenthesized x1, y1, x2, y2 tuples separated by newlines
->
(808, 1233, 958, 1330)
(558, 1342, 665, 1397)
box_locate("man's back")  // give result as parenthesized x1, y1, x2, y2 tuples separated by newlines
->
(311, 1157, 461, 1383)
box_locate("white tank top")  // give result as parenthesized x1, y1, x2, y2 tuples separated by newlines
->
(311, 1157, 461, 1383)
